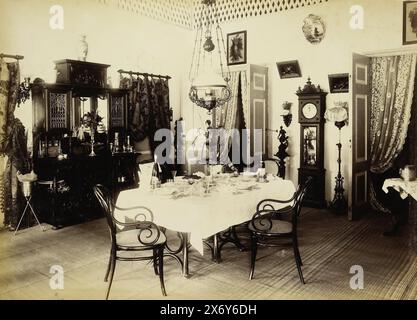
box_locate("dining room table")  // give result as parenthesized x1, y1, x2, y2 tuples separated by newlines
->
(114, 172, 296, 277)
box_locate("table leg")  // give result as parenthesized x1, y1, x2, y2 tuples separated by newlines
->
(212, 233, 222, 263)
(182, 232, 190, 278)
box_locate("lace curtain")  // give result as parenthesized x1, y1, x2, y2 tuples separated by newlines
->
(369, 54, 417, 213)
(214, 71, 240, 130)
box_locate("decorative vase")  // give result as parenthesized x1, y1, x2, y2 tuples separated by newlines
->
(78, 35, 88, 62)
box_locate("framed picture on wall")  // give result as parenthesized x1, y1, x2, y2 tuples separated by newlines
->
(403, 1, 417, 45)
(227, 31, 247, 65)
(276, 60, 302, 79)
(328, 73, 349, 93)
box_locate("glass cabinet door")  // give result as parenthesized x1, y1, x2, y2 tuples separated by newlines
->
(303, 126, 317, 166)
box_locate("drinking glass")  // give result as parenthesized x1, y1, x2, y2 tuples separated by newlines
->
(171, 170, 177, 183)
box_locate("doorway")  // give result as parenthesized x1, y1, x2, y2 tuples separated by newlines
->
(349, 51, 417, 235)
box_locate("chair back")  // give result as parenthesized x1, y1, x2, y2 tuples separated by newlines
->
(250, 176, 312, 233)
(93, 184, 117, 242)
(293, 176, 313, 216)
(263, 159, 279, 176)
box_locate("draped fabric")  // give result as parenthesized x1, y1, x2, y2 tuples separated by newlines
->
(120, 76, 171, 153)
(120, 76, 151, 142)
(240, 70, 249, 129)
(0, 60, 20, 154)
(369, 54, 417, 213)
(214, 71, 240, 130)
(4, 118, 30, 228)
(0, 60, 30, 228)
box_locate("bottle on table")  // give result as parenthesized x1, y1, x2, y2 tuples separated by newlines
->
(126, 135, 131, 152)
(114, 132, 119, 153)
(150, 155, 162, 189)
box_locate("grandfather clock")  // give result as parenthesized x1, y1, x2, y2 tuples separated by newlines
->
(297, 78, 327, 208)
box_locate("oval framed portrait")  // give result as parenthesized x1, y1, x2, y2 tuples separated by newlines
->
(302, 14, 326, 44)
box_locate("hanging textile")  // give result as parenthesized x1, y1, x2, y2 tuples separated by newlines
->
(120, 75, 171, 154)
(240, 70, 250, 160)
(153, 78, 171, 132)
(0, 60, 20, 154)
(214, 71, 240, 130)
(369, 54, 417, 213)
(0, 60, 30, 228)
(120, 76, 151, 142)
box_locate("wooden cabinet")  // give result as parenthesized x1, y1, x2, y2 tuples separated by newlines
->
(55, 59, 110, 88)
(107, 89, 129, 141)
(31, 59, 135, 228)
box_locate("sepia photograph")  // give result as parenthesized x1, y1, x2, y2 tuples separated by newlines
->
(0, 0, 417, 310)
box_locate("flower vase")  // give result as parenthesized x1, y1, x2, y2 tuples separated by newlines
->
(78, 35, 88, 62)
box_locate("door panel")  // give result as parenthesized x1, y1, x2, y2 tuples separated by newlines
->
(349, 53, 371, 220)
(249, 65, 268, 158)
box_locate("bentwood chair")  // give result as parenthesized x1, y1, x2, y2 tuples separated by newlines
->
(248, 177, 312, 283)
(263, 158, 280, 176)
(93, 184, 167, 299)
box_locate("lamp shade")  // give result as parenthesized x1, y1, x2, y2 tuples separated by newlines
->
(324, 106, 348, 123)
(188, 0, 231, 112)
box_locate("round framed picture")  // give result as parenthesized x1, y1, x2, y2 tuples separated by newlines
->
(302, 14, 326, 44)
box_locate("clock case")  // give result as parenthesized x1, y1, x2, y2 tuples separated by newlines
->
(296, 79, 327, 208)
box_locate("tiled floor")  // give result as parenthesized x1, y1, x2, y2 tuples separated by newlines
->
(0, 208, 416, 300)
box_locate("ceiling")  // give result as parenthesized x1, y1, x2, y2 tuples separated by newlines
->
(96, 0, 329, 30)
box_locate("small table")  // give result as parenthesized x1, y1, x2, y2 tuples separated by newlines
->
(115, 174, 295, 277)
(382, 178, 417, 250)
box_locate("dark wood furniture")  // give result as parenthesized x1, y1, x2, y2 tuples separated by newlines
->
(31, 59, 136, 228)
(297, 78, 327, 208)
(94, 185, 167, 299)
(33, 152, 139, 228)
(248, 177, 312, 283)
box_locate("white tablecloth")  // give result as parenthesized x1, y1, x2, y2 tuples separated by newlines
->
(382, 178, 417, 201)
(115, 175, 295, 254)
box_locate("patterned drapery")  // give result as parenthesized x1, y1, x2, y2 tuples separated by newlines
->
(0, 59, 30, 228)
(240, 70, 249, 129)
(0, 60, 20, 154)
(214, 71, 240, 130)
(120, 75, 171, 153)
(369, 54, 417, 213)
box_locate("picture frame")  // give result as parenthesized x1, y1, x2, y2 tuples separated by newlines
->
(276, 60, 302, 79)
(227, 31, 247, 66)
(403, 1, 417, 45)
(328, 73, 349, 93)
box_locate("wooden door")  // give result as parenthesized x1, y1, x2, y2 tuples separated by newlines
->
(349, 53, 371, 220)
(249, 65, 268, 160)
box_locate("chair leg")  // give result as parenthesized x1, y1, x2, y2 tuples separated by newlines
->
(158, 246, 167, 296)
(292, 239, 305, 284)
(104, 248, 114, 282)
(293, 235, 303, 266)
(249, 233, 258, 280)
(106, 254, 117, 300)
(153, 248, 159, 275)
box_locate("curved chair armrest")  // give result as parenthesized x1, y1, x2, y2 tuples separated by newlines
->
(113, 205, 157, 229)
(135, 220, 163, 246)
(256, 194, 296, 213)
(111, 216, 143, 228)
(249, 209, 276, 232)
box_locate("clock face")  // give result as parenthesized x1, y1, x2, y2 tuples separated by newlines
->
(302, 103, 318, 119)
